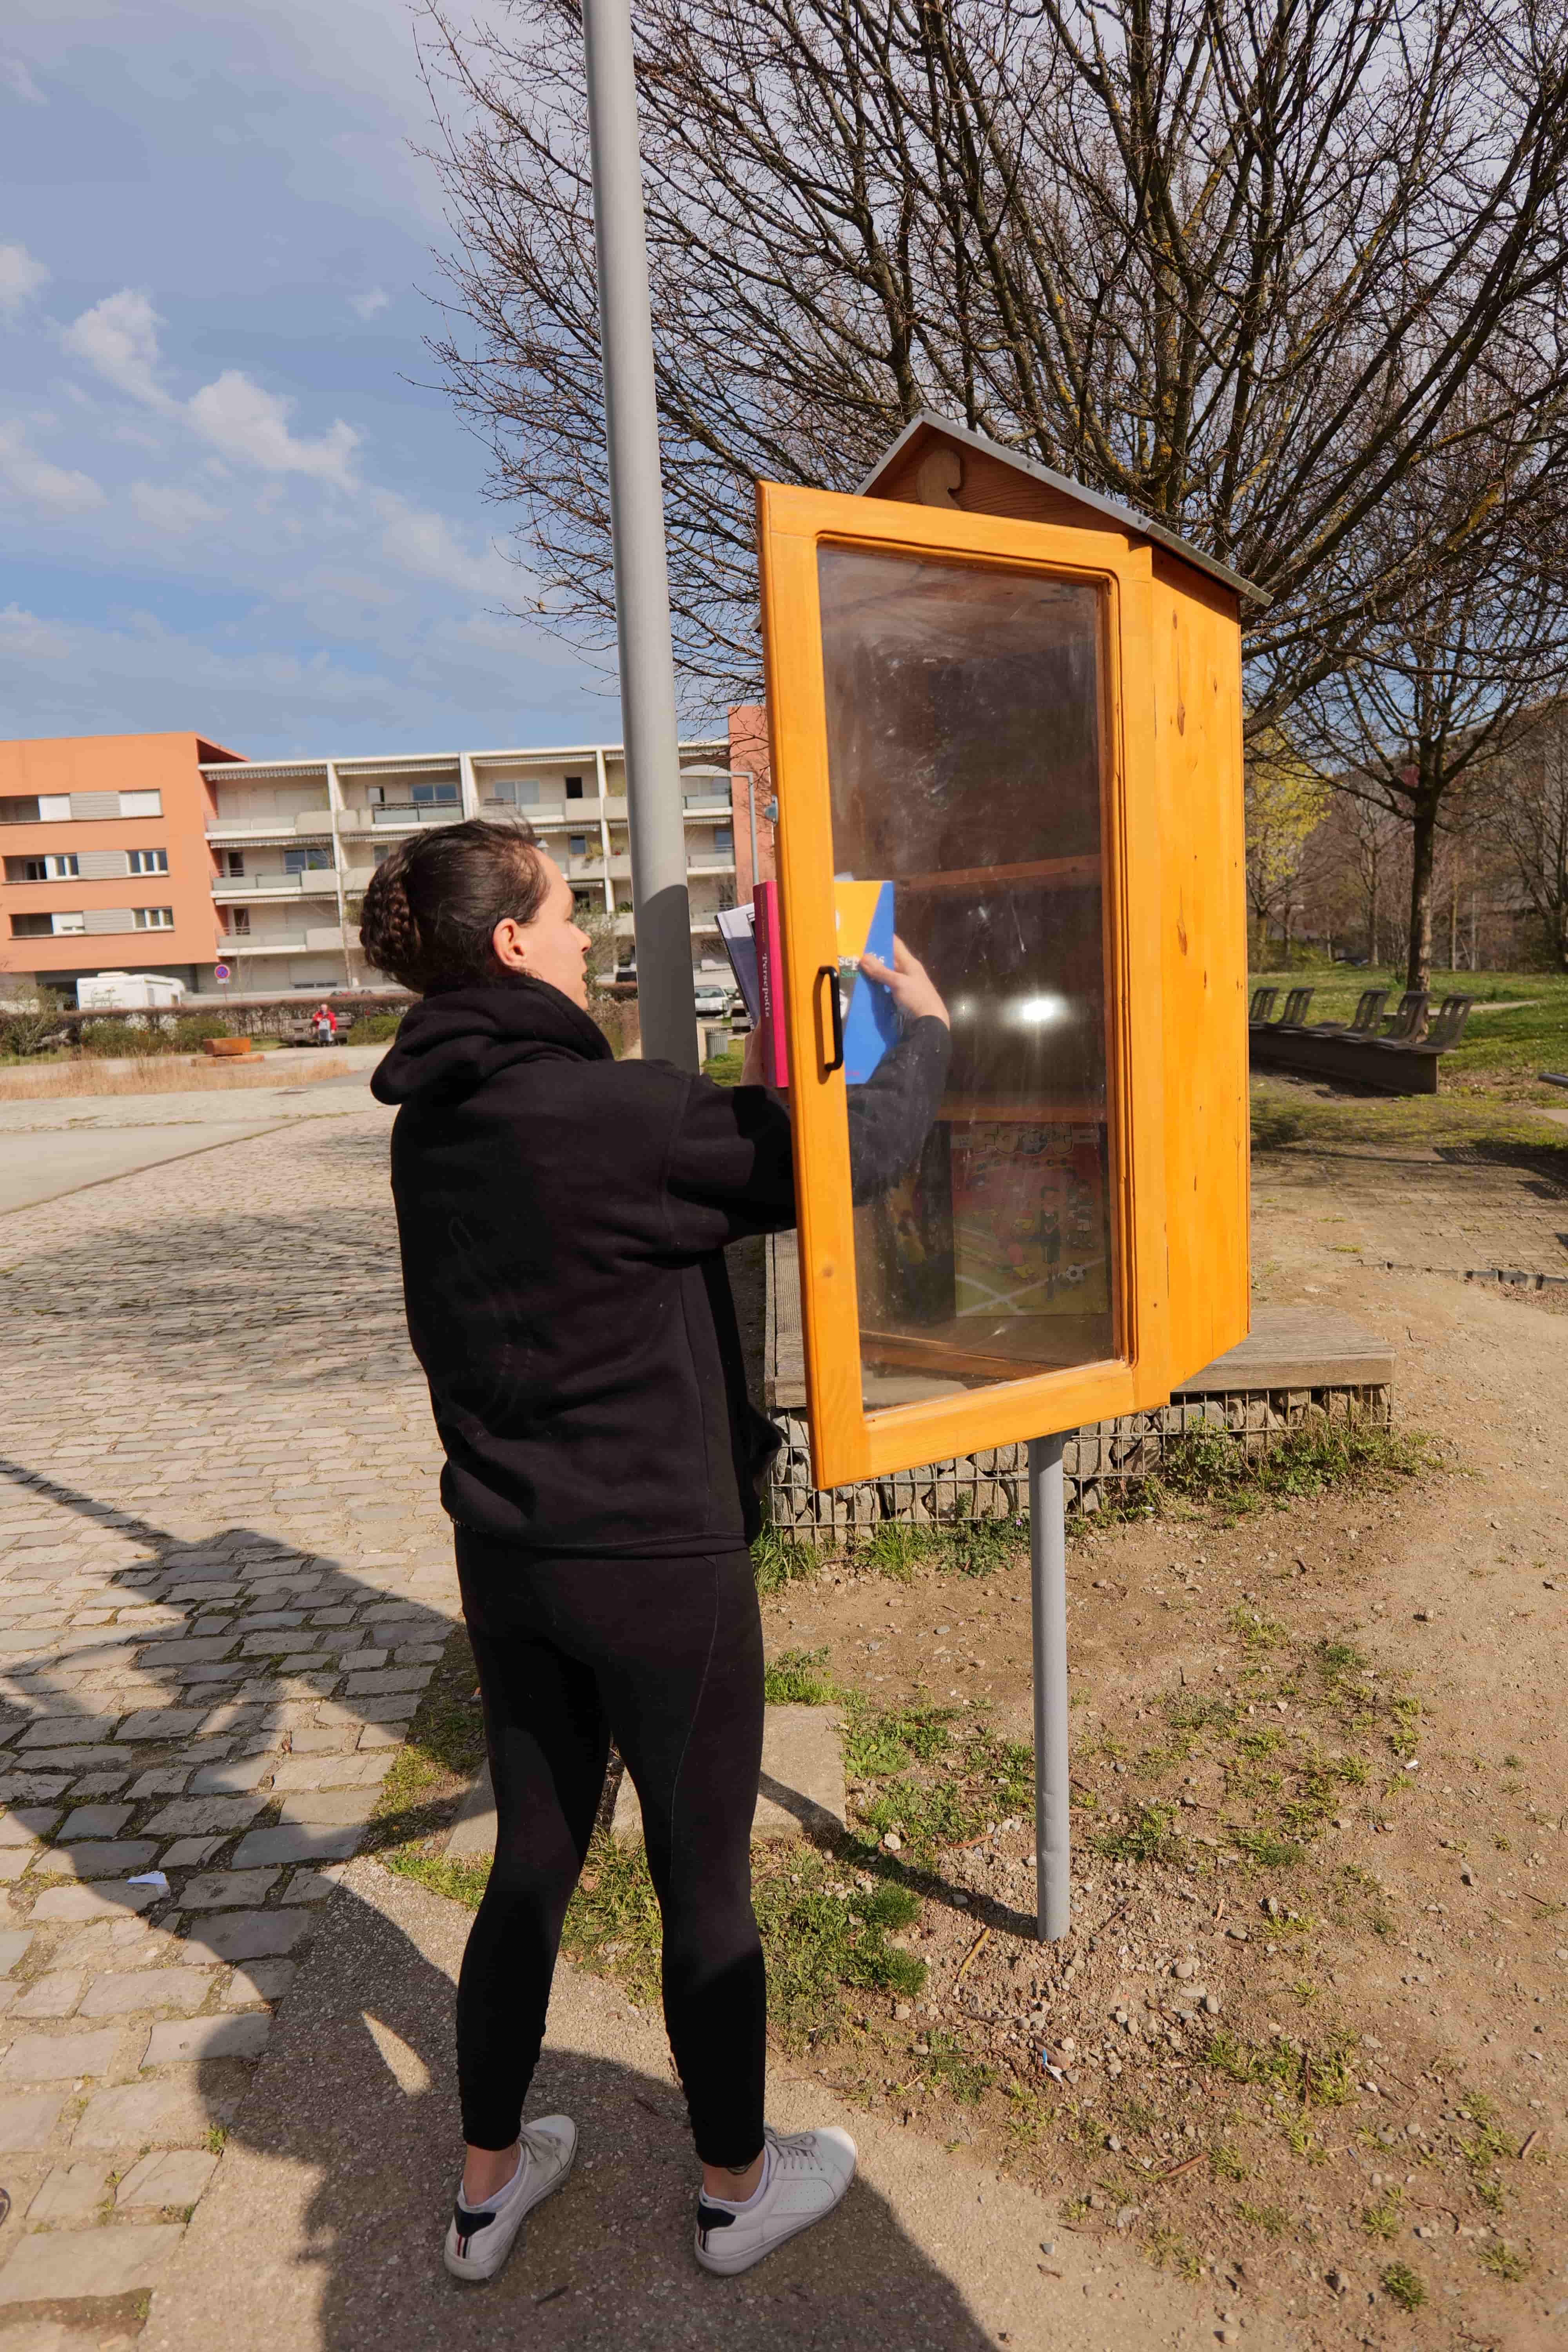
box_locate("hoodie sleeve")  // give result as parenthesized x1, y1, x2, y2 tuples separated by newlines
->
(661, 1016, 951, 1254)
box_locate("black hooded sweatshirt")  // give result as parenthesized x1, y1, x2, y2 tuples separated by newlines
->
(371, 978, 950, 1558)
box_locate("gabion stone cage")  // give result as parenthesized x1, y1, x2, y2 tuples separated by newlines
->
(765, 1384, 1391, 1534)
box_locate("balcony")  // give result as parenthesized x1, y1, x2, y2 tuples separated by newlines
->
(687, 858, 737, 876)
(206, 812, 335, 844)
(682, 796, 732, 817)
(211, 873, 340, 901)
(221, 924, 344, 956)
(366, 803, 462, 829)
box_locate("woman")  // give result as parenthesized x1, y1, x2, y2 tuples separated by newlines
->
(361, 818, 949, 2287)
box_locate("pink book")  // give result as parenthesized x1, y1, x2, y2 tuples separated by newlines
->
(753, 879, 789, 1085)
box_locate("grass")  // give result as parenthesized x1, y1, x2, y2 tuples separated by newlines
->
(1149, 1419, 1436, 1521)
(1203, 2029, 1356, 2107)
(751, 1523, 820, 1596)
(1381, 2261, 1426, 2312)
(1250, 965, 1568, 1097)
(917, 2029, 994, 2104)
(763, 1648, 843, 1705)
(1362, 2187, 1405, 2241)
(1475, 2240, 1532, 2282)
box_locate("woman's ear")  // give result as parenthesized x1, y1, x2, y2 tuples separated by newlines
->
(492, 916, 529, 973)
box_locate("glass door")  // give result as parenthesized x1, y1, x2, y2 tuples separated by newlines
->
(758, 484, 1168, 1489)
(817, 542, 1116, 1408)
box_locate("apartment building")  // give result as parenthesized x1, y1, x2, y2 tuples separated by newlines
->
(0, 732, 245, 994)
(1, 719, 775, 1000)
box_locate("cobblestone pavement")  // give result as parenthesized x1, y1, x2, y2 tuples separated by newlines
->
(1253, 1134, 1568, 1284)
(0, 1095, 461, 2319)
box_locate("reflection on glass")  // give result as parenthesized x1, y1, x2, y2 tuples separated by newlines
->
(817, 543, 1118, 1409)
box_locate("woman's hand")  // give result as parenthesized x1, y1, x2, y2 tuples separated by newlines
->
(740, 1022, 768, 1084)
(859, 936, 950, 1029)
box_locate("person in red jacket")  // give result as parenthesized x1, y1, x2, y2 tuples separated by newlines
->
(361, 818, 948, 2292)
(311, 1002, 338, 1045)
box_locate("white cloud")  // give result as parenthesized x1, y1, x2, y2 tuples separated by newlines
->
(187, 370, 358, 488)
(62, 288, 176, 412)
(349, 287, 389, 321)
(0, 56, 44, 105)
(63, 287, 360, 489)
(0, 241, 48, 317)
(129, 479, 225, 535)
(374, 489, 515, 595)
(0, 419, 104, 514)
(0, 604, 71, 660)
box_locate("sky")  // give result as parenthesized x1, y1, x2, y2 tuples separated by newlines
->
(0, 0, 618, 758)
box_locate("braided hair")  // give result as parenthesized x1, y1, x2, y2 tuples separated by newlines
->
(358, 818, 550, 994)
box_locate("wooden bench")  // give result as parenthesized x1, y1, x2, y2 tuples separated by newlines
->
(1251, 987, 1474, 1094)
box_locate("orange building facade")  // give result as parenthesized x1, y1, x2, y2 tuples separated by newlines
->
(0, 733, 242, 994)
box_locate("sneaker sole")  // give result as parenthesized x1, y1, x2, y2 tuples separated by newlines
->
(443, 2138, 577, 2285)
(694, 2196, 845, 2277)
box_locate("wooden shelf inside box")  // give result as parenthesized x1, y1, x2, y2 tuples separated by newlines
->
(860, 1315, 1114, 1383)
(894, 855, 1101, 894)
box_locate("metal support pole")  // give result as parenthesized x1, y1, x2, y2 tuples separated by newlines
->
(1028, 1433, 1071, 1940)
(582, 0, 697, 1071)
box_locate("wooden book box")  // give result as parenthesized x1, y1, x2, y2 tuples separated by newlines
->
(756, 413, 1262, 1490)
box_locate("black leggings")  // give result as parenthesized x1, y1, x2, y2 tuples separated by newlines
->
(453, 1531, 767, 2168)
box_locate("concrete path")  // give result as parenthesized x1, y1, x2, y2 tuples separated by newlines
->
(145, 1857, 1250, 2352)
(0, 1057, 390, 1213)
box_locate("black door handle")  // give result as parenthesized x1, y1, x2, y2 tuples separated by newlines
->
(818, 964, 844, 1073)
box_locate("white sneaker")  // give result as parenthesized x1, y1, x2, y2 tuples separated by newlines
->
(443, 2115, 577, 2284)
(693, 2122, 857, 2275)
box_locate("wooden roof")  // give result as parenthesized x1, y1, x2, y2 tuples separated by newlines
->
(857, 412, 1268, 608)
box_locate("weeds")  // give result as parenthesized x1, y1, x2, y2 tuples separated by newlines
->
(1148, 1419, 1434, 1521)
(1235, 2200, 1289, 2237)
(1362, 2187, 1405, 2241)
(918, 2030, 994, 2104)
(1380, 2261, 1425, 2312)
(1476, 2240, 1532, 2282)
(763, 1648, 844, 1705)
(1094, 1804, 1181, 1864)
(752, 1524, 820, 1595)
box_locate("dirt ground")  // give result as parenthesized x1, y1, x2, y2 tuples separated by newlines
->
(749, 1127, 1568, 2351)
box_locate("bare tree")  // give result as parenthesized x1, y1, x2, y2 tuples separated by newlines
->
(1488, 702, 1568, 970)
(1293, 397, 1568, 992)
(420, 0, 1568, 725)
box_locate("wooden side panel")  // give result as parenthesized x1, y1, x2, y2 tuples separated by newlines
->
(1151, 553, 1250, 1383)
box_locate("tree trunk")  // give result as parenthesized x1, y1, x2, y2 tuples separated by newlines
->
(1405, 796, 1438, 993)
(1368, 870, 1379, 968)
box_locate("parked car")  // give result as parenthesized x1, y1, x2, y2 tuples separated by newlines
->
(692, 982, 731, 1018)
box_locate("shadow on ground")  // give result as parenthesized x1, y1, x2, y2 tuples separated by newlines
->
(152, 1864, 1011, 2352)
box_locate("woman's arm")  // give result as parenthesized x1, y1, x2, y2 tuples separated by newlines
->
(662, 937, 952, 1248)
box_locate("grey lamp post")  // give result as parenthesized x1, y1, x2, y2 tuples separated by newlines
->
(582, 0, 697, 1071)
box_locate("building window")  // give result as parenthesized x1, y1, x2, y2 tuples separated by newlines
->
(712, 826, 733, 856)
(0, 798, 41, 825)
(229, 908, 251, 935)
(118, 791, 162, 818)
(568, 833, 588, 858)
(127, 847, 168, 875)
(9, 913, 54, 939)
(283, 846, 333, 873)
(224, 851, 245, 877)
(5, 853, 80, 882)
(131, 907, 174, 930)
(565, 775, 584, 799)
(411, 780, 460, 808)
